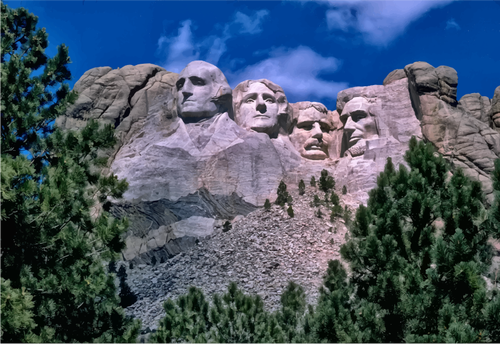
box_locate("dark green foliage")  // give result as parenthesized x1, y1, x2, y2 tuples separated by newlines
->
(117, 266, 137, 309)
(343, 205, 352, 225)
(319, 169, 335, 192)
(330, 191, 340, 206)
(310, 176, 316, 187)
(314, 137, 500, 343)
(298, 179, 305, 195)
(330, 205, 343, 221)
(276, 282, 315, 342)
(151, 282, 315, 343)
(342, 185, 347, 195)
(1, 278, 37, 343)
(264, 198, 271, 211)
(0, 4, 140, 342)
(324, 192, 330, 203)
(315, 209, 323, 218)
(275, 180, 290, 207)
(223, 220, 232, 232)
(287, 205, 294, 218)
(313, 194, 321, 207)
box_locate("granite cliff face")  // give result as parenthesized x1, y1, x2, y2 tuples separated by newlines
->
(58, 60, 500, 264)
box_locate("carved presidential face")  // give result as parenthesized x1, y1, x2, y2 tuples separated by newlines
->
(176, 61, 226, 119)
(237, 82, 280, 135)
(342, 97, 378, 149)
(290, 105, 334, 160)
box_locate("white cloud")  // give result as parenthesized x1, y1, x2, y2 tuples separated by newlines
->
(157, 20, 199, 73)
(323, 0, 454, 46)
(232, 10, 269, 35)
(227, 46, 348, 102)
(445, 18, 460, 30)
(156, 10, 270, 73)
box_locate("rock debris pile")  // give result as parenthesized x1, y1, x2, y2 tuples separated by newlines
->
(122, 185, 353, 332)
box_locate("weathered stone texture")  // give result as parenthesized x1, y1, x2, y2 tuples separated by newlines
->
(405, 61, 500, 203)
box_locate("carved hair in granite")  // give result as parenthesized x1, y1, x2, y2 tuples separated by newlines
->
(176, 61, 233, 121)
(233, 79, 291, 138)
(289, 102, 335, 160)
(341, 97, 379, 157)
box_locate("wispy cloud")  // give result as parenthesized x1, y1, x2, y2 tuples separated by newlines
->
(227, 46, 348, 102)
(445, 18, 460, 30)
(156, 10, 269, 72)
(323, 0, 454, 46)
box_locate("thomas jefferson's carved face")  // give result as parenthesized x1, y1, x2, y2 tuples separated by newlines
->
(342, 97, 378, 148)
(237, 82, 279, 135)
(290, 106, 333, 160)
(176, 62, 219, 118)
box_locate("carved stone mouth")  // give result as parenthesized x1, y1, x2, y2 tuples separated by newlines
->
(253, 115, 269, 119)
(306, 142, 324, 151)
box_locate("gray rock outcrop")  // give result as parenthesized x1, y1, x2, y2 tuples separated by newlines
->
(404, 61, 500, 203)
(490, 86, 500, 132)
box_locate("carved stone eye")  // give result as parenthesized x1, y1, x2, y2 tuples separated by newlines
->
(190, 77, 206, 86)
(176, 79, 185, 90)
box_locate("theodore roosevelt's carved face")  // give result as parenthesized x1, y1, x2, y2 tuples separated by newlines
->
(290, 103, 334, 160)
(176, 61, 230, 119)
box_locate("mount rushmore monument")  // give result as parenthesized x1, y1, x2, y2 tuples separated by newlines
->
(57, 60, 500, 264)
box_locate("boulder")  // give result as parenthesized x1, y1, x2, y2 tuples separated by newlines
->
(459, 93, 491, 124)
(383, 69, 406, 86)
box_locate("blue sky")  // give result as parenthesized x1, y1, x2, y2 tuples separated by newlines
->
(6, 0, 500, 110)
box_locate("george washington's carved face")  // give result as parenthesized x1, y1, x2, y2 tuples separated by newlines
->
(176, 61, 229, 119)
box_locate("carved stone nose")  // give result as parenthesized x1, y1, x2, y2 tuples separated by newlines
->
(344, 116, 356, 133)
(256, 103, 266, 113)
(312, 123, 323, 139)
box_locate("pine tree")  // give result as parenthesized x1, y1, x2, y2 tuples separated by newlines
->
(117, 266, 138, 308)
(298, 179, 305, 195)
(223, 220, 232, 232)
(151, 283, 288, 343)
(0, 4, 140, 342)
(287, 205, 294, 218)
(342, 185, 347, 195)
(343, 205, 352, 226)
(319, 169, 335, 192)
(310, 176, 316, 187)
(264, 198, 271, 211)
(275, 180, 290, 207)
(314, 137, 500, 342)
(313, 194, 321, 207)
(330, 205, 343, 221)
(315, 209, 323, 218)
(330, 191, 340, 206)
